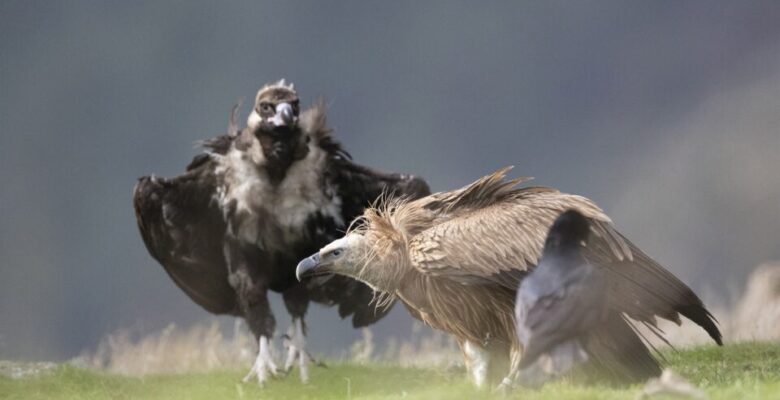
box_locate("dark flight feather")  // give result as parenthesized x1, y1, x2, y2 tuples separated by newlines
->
(133, 166, 237, 314)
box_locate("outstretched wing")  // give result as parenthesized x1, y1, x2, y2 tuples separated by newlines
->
(306, 152, 430, 326)
(133, 161, 238, 315)
(303, 98, 430, 224)
(333, 160, 431, 223)
(408, 170, 721, 345)
(585, 237, 722, 345)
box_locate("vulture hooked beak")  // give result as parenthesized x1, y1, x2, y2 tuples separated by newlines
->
(296, 252, 326, 281)
(271, 102, 296, 127)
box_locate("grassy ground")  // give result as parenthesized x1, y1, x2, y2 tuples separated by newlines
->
(2, 342, 779, 400)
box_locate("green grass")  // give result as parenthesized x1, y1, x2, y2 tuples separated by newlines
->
(2, 343, 779, 400)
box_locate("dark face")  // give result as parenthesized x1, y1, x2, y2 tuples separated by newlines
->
(250, 87, 300, 131)
(248, 86, 307, 183)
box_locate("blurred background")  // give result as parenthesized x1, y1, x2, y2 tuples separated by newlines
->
(1, 1, 779, 363)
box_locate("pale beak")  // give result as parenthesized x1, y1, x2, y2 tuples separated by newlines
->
(271, 102, 295, 127)
(296, 253, 321, 281)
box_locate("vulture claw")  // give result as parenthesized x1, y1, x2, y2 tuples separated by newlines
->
(242, 336, 279, 386)
(493, 377, 515, 396)
(282, 318, 311, 383)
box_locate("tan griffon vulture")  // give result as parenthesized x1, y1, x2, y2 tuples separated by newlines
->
(296, 167, 721, 388)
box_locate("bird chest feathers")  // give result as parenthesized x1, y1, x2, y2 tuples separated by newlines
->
(400, 276, 516, 347)
(216, 141, 344, 250)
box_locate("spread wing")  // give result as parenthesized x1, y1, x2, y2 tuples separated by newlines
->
(299, 102, 431, 326)
(326, 160, 431, 326)
(407, 169, 721, 344)
(133, 161, 238, 315)
(309, 158, 430, 326)
(333, 160, 431, 222)
(306, 99, 430, 222)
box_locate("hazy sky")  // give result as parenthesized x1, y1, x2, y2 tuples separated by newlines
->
(1, 1, 779, 361)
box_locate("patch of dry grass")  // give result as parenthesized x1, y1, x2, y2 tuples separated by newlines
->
(76, 320, 255, 375)
(78, 263, 780, 376)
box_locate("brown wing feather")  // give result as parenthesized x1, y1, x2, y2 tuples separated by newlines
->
(298, 100, 430, 326)
(582, 312, 662, 382)
(406, 171, 721, 344)
(429, 166, 531, 213)
(585, 238, 722, 344)
(133, 163, 238, 315)
(409, 189, 622, 289)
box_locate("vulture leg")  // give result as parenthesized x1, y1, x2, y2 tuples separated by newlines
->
(225, 239, 279, 385)
(496, 348, 523, 392)
(282, 284, 311, 383)
(243, 336, 279, 385)
(460, 340, 490, 388)
(282, 317, 309, 383)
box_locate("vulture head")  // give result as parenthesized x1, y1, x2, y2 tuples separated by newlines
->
(296, 202, 426, 293)
(247, 79, 300, 130)
(296, 234, 370, 280)
(238, 79, 307, 182)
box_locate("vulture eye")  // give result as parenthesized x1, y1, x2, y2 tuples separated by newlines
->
(260, 102, 273, 113)
(332, 249, 343, 257)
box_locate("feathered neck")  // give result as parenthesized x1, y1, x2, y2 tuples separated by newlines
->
(348, 203, 427, 297)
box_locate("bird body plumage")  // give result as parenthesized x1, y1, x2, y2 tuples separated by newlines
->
(306, 167, 721, 387)
(133, 82, 430, 384)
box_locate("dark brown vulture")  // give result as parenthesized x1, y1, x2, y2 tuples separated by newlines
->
(296, 167, 721, 388)
(133, 80, 429, 384)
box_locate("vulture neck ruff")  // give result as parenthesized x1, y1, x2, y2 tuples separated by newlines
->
(215, 128, 344, 248)
(349, 202, 431, 296)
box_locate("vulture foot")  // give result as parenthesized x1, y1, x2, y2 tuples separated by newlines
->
(493, 378, 515, 395)
(243, 336, 279, 386)
(461, 340, 489, 388)
(282, 318, 310, 383)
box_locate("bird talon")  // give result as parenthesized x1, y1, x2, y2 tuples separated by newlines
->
(493, 378, 515, 395)
(282, 318, 311, 383)
(243, 336, 279, 386)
